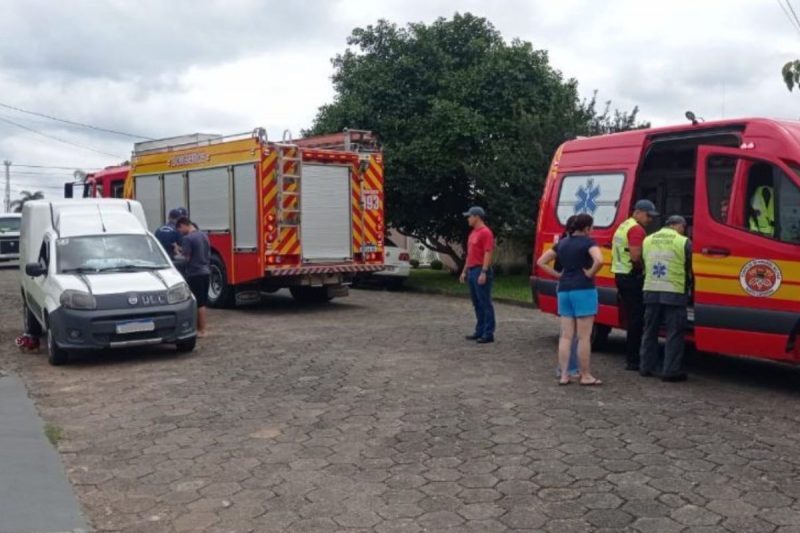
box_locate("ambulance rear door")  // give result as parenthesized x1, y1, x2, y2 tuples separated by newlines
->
(694, 145, 800, 360)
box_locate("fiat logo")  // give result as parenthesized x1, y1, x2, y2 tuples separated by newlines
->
(127, 294, 139, 306)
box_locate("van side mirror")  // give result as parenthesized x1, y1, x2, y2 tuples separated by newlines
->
(25, 263, 47, 277)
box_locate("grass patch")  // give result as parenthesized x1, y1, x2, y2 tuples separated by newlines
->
(44, 423, 63, 447)
(407, 269, 532, 304)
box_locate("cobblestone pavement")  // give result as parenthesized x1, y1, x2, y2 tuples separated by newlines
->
(3, 269, 800, 532)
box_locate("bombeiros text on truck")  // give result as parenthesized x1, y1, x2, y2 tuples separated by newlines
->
(532, 116, 800, 364)
(68, 128, 386, 307)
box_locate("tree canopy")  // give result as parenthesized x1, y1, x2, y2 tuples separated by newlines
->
(308, 13, 648, 267)
(10, 190, 44, 213)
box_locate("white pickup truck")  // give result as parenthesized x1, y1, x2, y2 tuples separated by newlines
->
(20, 199, 197, 365)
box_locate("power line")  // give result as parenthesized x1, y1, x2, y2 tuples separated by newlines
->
(779, 0, 800, 35)
(0, 101, 152, 140)
(13, 164, 102, 170)
(0, 115, 124, 159)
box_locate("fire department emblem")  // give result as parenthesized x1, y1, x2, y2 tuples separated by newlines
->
(739, 259, 782, 297)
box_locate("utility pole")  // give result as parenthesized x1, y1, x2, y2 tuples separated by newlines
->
(3, 160, 10, 213)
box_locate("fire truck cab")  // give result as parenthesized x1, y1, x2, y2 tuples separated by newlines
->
(533, 118, 800, 363)
(123, 128, 385, 307)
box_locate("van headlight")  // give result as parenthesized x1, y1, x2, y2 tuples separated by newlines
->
(167, 282, 192, 304)
(60, 290, 97, 310)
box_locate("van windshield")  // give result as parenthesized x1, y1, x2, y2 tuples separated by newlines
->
(56, 234, 170, 273)
(0, 217, 20, 232)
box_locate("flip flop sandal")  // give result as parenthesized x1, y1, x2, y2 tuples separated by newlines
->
(580, 379, 603, 386)
(558, 380, 571, 386)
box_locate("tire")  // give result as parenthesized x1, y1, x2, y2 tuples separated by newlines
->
(591, 323, 612, 351)
(46, 326, 69, 366)
(176, 337, 196, 353)
(22, 296, 42, 337)
(208, 254, 235, 308)
(289, 286, 331, 304)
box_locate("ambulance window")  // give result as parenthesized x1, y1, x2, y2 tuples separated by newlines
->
(741, 162, 800, 244)
(706, 156, 736, 223)
(556, 173, 625, 228)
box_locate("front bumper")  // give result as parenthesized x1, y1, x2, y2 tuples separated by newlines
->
(49, 298, 197, 350)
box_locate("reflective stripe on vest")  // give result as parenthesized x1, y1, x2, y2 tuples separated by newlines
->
(643, 227, 688, 294)
(748, 185, 775, 236)
(611, 217, 639, 274)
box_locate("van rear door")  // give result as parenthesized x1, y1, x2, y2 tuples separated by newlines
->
(694, 145, 800, 360)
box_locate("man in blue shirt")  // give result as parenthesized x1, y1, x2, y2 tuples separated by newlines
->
(155, 207, 187, 260)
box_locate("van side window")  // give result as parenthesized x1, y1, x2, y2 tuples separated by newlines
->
(556, 173, 625, 228)
(706, 156, 736, 223)
(737, 161, 800, 244)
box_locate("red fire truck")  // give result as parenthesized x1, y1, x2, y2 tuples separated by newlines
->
(64, 165, 129, 199)
(68, 129, 385, 307)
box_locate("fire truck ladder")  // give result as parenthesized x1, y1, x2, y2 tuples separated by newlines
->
(276, 133, 302, 226)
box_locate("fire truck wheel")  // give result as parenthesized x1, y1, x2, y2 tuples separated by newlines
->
(289, 286, 332, 304)
(208, 255, 235, 308)
(591, 324, 612, 351)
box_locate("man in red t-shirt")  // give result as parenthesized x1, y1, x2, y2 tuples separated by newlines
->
(460, 206, 495, 343)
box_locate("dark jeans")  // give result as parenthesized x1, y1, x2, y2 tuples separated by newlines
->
(640, 303, 687, 377)
(616, 274, 644, 367)
(468, 267, 495, 339)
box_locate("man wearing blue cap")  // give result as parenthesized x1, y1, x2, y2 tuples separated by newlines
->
(155, 207, 187, 260)
(460, 206, 495, 344)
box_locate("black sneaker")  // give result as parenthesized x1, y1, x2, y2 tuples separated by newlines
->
(465, 335, 480, 341)
(476, 337, 495, 344)
(662, 373, 688, 383)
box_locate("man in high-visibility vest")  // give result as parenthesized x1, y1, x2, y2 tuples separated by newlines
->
(611, 199, 659, 371)
(640, 215, 692, 382)
(748, 185, 775, 237)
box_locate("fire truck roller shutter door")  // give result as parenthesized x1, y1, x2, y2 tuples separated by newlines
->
(233, 164, 257, 249)
(188, 167, 230, 231)
(301, 164, 352, 262)
(135, 175, 162, 232)
(163, 172, 185, 223)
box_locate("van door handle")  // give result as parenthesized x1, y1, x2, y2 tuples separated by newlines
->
(701, 247, 730, 257)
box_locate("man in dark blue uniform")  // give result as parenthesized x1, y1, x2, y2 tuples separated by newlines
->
(155, 207, 187, 260)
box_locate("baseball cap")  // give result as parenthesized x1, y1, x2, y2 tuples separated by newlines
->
(168, 207, 188, 220)
(633, 199, 660, 217)
(463, 206, 486, 218)
(665, 215, 687, 226)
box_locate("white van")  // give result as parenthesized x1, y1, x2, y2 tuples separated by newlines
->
(20, 199, 197, 365)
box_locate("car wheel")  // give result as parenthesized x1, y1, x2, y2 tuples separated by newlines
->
(46, 327, 69, 366)
(289, 286, 331, 304)
(176, 337, 196, 353)
(22, 296, 42, 337)
(591, 323, 612, 351)
(208, 254, 235, 308)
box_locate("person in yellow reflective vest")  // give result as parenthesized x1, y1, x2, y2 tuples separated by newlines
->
(611, 199, 659, 371)
(748, 185, 775, 237)
(639, 215, 692, 382)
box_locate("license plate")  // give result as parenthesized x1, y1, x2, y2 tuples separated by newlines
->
(116, 320, 155, 334)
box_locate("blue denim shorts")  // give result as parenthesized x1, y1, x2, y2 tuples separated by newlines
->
(557, 288, 598, 318)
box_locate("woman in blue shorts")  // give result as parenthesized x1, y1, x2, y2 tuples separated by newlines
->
(537, 213, 604, 386)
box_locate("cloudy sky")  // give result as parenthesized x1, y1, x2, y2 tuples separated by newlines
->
(2, 0, 799, 200)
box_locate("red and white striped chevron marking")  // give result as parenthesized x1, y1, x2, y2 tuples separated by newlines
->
(266, 264, 384, 277)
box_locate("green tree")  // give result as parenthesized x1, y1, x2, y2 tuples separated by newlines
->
(783, 60, 800, 91)
(309, 13, 645, 268)
(10, 190, 44, 213)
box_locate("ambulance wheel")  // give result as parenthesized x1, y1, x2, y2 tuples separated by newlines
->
(208, 254, 235, 308)
(591, 324, 612, 351)
(290, 286, 331, 304)
(46, 325, 68, 366)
